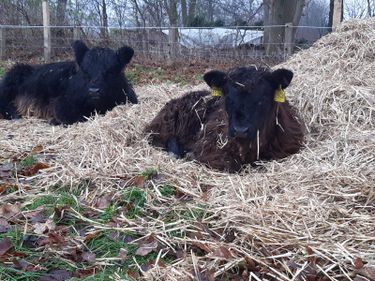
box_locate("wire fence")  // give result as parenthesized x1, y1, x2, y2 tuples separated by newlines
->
(0, 25, 331, 65)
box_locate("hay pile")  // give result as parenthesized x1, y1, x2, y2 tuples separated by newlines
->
(1, 19, 374, 280)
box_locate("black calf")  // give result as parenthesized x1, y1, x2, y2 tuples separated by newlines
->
(0, 40, 137, 125)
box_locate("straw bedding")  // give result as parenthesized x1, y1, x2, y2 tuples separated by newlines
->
(1, 19, 374, 280)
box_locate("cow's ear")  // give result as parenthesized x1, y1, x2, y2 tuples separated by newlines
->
(117, 46, 134, 69)
(268, 68, 294, 89)
(203, 70, 227, 89)
(72, 40, 89, 66)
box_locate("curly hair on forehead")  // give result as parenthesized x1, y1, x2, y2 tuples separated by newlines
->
(226, 66, 273, 87)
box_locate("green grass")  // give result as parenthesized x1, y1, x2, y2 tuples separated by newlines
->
(69, 270, 134, 281)
(26, 192, 81, 211)
(0, 266, 44, 281)
(159, 184, 176, 197)
(27, 195, 56, 210)
(49, 180, 90, 197)
(141, 168, 158, 180)
(20, 155, 38, 167)
(86, 231, 136, 257)
(0, 230, 74, 281)
(99, 204, 117, 222)
(181, 204, 207, 221)
(0, 67, 5, 78)
(121, 188, 147, 219)
(85, 231, 168, 271)
(127, 65, 164, 85)
(126, 64, 199, 85)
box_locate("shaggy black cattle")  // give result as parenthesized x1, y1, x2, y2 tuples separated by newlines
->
(145, 66, 305, 172)
(0, 40, 137, 125)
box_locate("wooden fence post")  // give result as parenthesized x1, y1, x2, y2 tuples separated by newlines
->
(332, 0, 343, 30)
(73, 26, 80, 41)
(168, 25, 178, 65)
(0, 27, 5, 60)
(43, 0, 51, 62)
(284, 22, 293, 58)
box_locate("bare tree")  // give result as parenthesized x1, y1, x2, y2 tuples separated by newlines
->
(264, 0, 306, 55)
(164, 0, 179, 61)
(181, 0, 197, 26)
(332, 0, 343, 29)
(344, 0, 372, 19)
(217, 0, 263, 25)
(91, 0, 109, 42)
(55, 0, 68, 44)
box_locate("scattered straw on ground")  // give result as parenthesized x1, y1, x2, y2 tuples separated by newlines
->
(1, 19, 374, 280)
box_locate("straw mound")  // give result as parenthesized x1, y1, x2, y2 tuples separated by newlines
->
(1, 19, 374, 280)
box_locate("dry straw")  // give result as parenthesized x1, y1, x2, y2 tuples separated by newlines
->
(1, 18, 374, 280)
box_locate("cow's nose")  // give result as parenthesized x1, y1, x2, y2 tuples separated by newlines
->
(89, 87, 100, 94)
(233, 126, 249, 137)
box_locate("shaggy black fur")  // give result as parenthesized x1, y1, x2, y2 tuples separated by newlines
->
(0, 40, 137, 125)
(145, 66, 305, 172)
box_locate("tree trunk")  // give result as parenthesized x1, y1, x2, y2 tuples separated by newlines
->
(181, 0, 188, 26)
(101, 0, 109, 43)
(188, 0, 197, 26)
(55, 0, 68, 45)
(207, 0, 214, 23)
(164, 0, 179, 63)
(265, 0, 305, 56)
(328, 0, 334, 30)
(263, 0, 271, 49)
(332, 0, 343, 30)
(366, 0, 372, 17)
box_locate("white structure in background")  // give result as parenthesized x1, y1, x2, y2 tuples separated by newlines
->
(163, 28, 263, 48)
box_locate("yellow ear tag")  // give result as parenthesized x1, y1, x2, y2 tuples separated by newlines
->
(211, 87, 223, 97)
(274, 86, 286, 103)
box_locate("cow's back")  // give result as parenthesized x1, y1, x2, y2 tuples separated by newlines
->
(21, 61, 76, 99)
(145, 90, 221, 153)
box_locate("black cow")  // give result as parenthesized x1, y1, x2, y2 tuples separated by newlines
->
(145, 66, 305, 172)
(0, 40, 137, 125)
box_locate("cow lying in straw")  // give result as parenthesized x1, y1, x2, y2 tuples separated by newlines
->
(145, 66, 305, 172)
(0, 40, 137, 125)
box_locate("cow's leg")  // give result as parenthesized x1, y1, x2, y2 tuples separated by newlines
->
(52, 97, 84, 125)
(0, 101, 20, 119)
(166, 137, 185, 158)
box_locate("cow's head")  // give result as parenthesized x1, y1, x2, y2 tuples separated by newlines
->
(72, 40, 134, 98)
(203, 67, 293, 140)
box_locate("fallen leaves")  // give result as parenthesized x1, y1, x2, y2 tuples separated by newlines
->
(127, 175, 146, 188)
(37, 232, 65, 247)
(211, 245, 233, 260)
(0, 182, 16, 194)
(34, 219, 56, 235)
(356, 266, 375, 280)
(354, 257, 364, 269)
(19, 162, 49, 177)
(0, 162, 13, 178)
(93, 194, 113, 209)
(0, 203, 21, 220)
(141, 259, 166, 272)
(135, 235, 159, 256)
(0, 238, 13, 256)
(118, 248, 128, 261)
(31, 144, 44, 154)
(39, 269, 72, 281)
(0, 218, 11, 233)
(73, 267, 97, 278)
(81, 251, 96, 264)
(13, 258, 39, 272)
